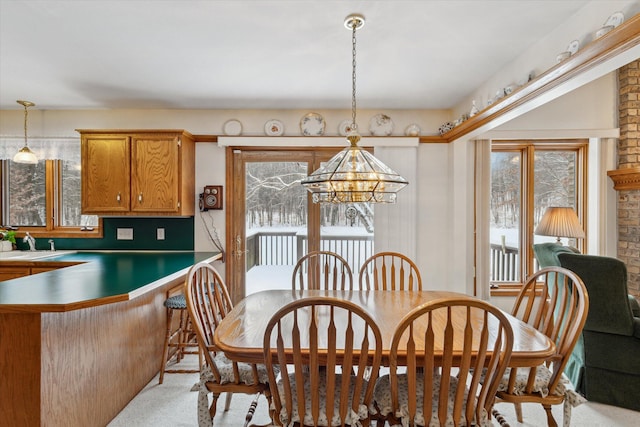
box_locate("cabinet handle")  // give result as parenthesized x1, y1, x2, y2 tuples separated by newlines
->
(138, 193, 143, 203)
(116, 192, 121, 203)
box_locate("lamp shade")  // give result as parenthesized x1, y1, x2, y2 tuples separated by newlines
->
(535, 207, 585, 241)
(13, 145, 38, 164)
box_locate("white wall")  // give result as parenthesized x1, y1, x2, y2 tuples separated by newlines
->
(0, 69, 622, 294)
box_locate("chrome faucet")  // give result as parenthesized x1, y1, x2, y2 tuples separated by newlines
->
(24, 232, 36, 251)
(48, 239, 55, 251)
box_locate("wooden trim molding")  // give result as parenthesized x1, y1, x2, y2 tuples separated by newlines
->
(438, 14, 640, 143)
(607, 167, 640, 190)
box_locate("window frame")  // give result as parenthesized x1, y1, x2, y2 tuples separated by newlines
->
(1, 159, 102, 239)
(490, 139, 588, 294)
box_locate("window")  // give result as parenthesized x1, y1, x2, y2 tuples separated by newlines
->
(1, 137, 100, 237)
(489, 139, 587, 287)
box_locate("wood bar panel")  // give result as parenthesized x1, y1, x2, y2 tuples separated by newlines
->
(0, 313, 42, 425)
(0, 276, 181, 426)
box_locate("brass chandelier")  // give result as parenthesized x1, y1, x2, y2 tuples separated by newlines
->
(301, 14, 408, 203)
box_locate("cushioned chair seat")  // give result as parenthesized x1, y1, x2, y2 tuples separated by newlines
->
(193, 356, 274, 426)
(275, 373, 370, 427)
(373, 373, 491, 427)
(495, 366, 586, 427)
(164, 294, 187, 309)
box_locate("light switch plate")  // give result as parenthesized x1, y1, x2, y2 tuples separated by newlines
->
(157, 228, 165, 240)
(117, 228, 134, 240)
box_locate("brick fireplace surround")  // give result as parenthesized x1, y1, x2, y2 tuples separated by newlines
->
(608, 59, 640, 297)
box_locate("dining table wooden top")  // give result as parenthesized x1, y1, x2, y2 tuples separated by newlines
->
(213, 289, 555, 368)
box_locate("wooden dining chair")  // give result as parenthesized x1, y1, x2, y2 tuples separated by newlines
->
(292, 250, 354, 290)
(372, 298, 514, 427)
(358, 251, 422, 291)
(263, 296, 383, 427)
(184, 262, 274, 427)
(493, 266, 589, 427)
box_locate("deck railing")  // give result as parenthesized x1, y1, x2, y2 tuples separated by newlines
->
(246, 230, 374, 274)
(490, 242, 519, 282)
(246, 230, 519, 282)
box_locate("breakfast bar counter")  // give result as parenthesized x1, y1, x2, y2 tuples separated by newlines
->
(0, 251, 220, 427)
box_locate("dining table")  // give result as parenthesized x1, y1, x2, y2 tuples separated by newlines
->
(213, 289, 555, 368)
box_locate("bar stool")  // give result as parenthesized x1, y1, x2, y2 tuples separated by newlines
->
(158, 293, 200, 384)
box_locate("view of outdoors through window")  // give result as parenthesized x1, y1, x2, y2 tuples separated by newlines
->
(7, 162, 46, 225)
(245, 161, 374, 293)
(5, 159, 98, 228)
(490, 145, 580, 283)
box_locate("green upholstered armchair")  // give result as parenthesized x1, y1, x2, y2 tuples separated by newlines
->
(533, 243, 586, 392)
(533, 242, 580, 269)
(557, 253, 640, 411)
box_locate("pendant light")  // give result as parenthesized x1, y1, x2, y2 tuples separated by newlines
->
(301, 14, 408, 203)
(13, 100, 38, 164)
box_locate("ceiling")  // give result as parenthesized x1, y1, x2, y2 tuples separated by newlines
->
(0, 1, 596, 111)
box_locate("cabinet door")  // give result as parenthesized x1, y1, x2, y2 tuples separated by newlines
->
(130, 135, 180, 213)
(81, 135, 131, 213)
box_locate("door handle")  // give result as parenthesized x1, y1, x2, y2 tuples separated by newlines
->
(232, 235, 248, 260)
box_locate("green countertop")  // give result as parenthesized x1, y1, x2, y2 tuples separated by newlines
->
(0, 251, 219, 312)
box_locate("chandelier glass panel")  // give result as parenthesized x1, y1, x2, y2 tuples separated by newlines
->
(301, 14, 408, 203)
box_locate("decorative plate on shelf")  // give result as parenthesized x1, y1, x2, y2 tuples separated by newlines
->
(566, 40, 580, 55)
(338, 120, 355, 136)
(222, 119, 242, 136)
(369, 114, 394, 136)
(404, 124, 421, 137)
(604, 11, 624, 28)
(300, 113, 326, 136)
(264, 119, 284, 136)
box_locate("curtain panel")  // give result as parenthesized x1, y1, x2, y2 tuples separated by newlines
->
(0, 137, 81, 162)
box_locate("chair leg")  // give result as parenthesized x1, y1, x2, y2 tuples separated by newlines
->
(176, 309, 187, 362)
(515, 402, 523, 423)
(209, 393, 220, 421)
(158, 307, 176, 384)
(160, 306, 200, 383)
(224, 392, 233, 411)
(543, 403, 558, 427)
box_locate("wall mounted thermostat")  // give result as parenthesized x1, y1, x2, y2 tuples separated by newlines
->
(199, 185, 223, 211)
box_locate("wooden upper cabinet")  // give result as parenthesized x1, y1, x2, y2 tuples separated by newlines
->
(81, 134, 131, 213)
(78, 130, 195, 216)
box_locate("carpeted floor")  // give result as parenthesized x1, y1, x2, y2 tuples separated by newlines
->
(108, 355, 638, 426)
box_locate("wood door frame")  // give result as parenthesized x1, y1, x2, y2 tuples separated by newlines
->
(225, 146, 339, 303)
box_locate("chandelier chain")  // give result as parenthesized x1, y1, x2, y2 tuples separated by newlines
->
(351, 20, 357, 129)
(23, 104, 28, 145)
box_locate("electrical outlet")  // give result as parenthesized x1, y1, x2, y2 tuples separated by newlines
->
(157, 228, 165, 240)
(116, 228, 134, 240)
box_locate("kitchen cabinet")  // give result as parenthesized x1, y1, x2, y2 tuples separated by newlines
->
(78, 130, 195, 216)
(0, 263, 75, 282)
(0, 266, 30, 281)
